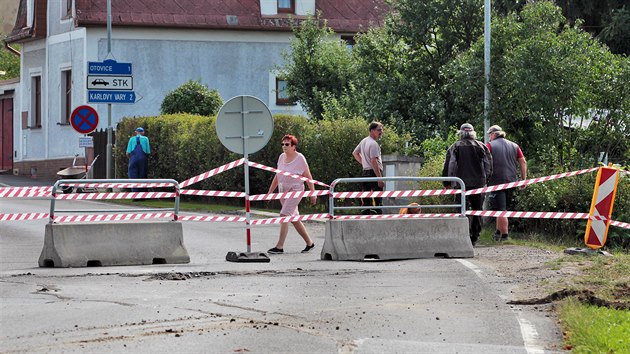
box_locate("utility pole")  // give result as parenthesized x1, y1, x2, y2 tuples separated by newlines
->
(483, 0, 491, 143)
(106, 0, 113, 178)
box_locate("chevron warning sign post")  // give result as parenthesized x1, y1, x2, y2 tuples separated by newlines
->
(584, 165, 620, 249)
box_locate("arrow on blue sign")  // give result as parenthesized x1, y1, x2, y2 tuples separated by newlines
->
(88, 59, 132, 75)
(88, 90, 136, 104)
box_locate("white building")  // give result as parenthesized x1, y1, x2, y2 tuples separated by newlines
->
(2, 0, 385, 179)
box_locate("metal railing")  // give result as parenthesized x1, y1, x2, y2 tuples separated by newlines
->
(328, 176, 467, 217)
(49, 178, 180, 223)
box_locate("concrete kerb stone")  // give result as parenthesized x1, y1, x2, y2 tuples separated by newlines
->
(39, 221, 190, 267)
(321, 217, 474, 261)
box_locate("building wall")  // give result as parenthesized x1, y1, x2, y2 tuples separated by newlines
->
(83, 27, 305, 123)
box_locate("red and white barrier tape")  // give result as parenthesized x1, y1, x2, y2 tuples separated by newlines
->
(0, 187, 51, 198)
(248, 161, 329, 188)
(611, 220, 630, 229)
(59, 182, 175, 188)
(179, 189, 246, 198)
(53, 212, 175, 223)
(0, 212, 49, 221)
(467, 167, 599, 195)
(178, 215, 246, 223)
(466, 210, 589, 219)
(250, 213, 330, 225)
(249, 189, 329, 201)
(55, 191, 176, 200)
(334, 213, 462, 220)
(179, 158, 246, 188)
(333, 188, 459, 199)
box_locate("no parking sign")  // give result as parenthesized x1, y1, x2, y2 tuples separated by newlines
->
(70, 105, 99, 134)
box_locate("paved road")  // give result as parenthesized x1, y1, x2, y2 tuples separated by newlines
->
(0, 186, 564, 353)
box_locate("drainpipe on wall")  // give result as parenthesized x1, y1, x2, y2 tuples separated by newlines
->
(3, 40, 21, 56)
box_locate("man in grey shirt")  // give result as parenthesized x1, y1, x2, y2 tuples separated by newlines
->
(353, 121, 384, 214)
(486, 125, 528, 241)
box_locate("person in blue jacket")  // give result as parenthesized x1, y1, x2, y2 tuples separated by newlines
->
(126, 127, 150, 192)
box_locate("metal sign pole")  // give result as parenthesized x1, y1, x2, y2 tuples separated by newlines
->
(105, 0, 113, 179)
(216, 95, 273, 263)
(242, 97, 252, 254)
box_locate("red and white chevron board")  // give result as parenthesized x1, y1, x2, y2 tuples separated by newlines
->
(250, 213, 331, 225)
(584, 166, 620, 249)
(249, 189, 329, 201)
(55, 191, 177, 200)
(179, 158, 246, 188)
(0, 212, 50, 221)
(248, 161, 329, 187)
(179, 190, 246, 198)
(53, 213, 175, 223)
(178, 215, 246, 222)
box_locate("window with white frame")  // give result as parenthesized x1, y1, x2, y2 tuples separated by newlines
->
(31, 75, 42, 128)
(62, 0, 72, 18)
(278, 0, 294, 13)
(61, 69, 72, 124)
(275, 78, 295, 105)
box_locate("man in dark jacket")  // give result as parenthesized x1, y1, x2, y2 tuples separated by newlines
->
(442, 123, 493, 245)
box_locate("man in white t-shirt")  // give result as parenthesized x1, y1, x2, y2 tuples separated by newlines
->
(352, 121, 384, 214)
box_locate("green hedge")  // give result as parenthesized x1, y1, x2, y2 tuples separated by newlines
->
(116, 114, 410, 196)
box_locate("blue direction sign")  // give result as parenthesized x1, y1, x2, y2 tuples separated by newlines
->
(88, 90, 136, 104)
(88, 59, 132, 75)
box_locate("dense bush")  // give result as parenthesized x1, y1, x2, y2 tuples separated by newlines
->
(116, 114, 411, 198)
(160, 80, 223, 116)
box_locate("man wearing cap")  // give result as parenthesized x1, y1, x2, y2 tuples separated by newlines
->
(126, 127, 151, 192)
(486, 125, 527, 241)
(442, 123, 493, 245)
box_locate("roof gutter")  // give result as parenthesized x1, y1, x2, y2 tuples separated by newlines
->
(3, 40, 21, 57)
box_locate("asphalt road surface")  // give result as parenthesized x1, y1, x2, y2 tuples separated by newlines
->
(0, 198, 564, 353)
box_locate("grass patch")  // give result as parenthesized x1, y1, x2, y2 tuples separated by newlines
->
(558, 297, 630, 352)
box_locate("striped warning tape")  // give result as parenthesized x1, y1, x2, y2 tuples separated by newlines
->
(333, 188, 459, 199)
(53, 213, 175, 223)
(178, 215, 246, 222)
(467, 167, 599, 195)
(250, 213, 330, 225)
(0, 186, 51, 198)
(179, 158, 246, 188)
(249, 189, 329, 201)
(0, 212, 49, 221)
(56, 191, 177, 200)
(179, 190, 246, 198)
(58, 182, 175, 188)
(248, 161, 329, 188)
(1, 210, 627, 228)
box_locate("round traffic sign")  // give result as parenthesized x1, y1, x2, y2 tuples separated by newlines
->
(70, 105, 99, 134)
(215, 96, 273, 155)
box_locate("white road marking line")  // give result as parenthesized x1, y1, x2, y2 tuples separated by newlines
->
(456, 259, 546, 354)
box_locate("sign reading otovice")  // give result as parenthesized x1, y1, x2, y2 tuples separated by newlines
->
(87, 59, 135, 104)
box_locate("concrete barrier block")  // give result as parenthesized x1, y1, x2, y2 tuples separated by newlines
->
(39, 222, 190, 267)
(321, 217, 473, 261)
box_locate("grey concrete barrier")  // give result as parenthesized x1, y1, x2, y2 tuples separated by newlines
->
(321, 217, 473, 261)
(39, 222, 190, 267)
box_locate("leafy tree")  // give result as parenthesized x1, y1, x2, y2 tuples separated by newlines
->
(0, 39, 20, 80)
(556, 0, 630, 54)
(446, 1, 630, 169)
(160, 80, 223, 116)
(277, 13, 356, 120)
